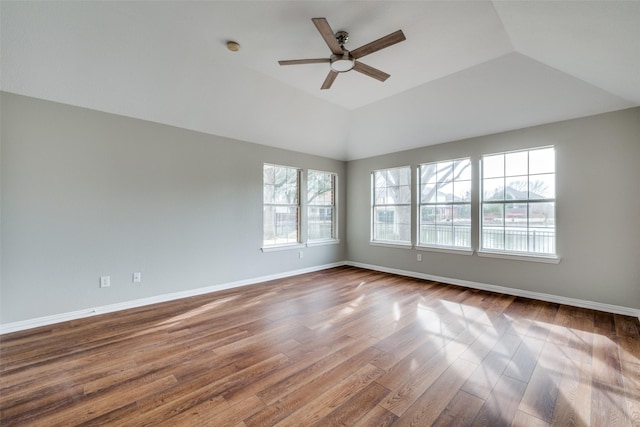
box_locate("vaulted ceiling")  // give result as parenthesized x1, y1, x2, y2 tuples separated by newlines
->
(2, 1, 639, 160)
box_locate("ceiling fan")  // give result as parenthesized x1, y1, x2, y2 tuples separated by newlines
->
(278, 18, 406, 90)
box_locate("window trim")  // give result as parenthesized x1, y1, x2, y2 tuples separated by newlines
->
(369, 241, 413, 249)
(306, 239, 340, 247)
(415, 245, 474, 256)
(477, 250, 560, 264)
(261, 243, 306, 253)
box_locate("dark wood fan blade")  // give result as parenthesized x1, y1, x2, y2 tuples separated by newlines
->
(350, 30, 406, 59)
(321, 70, 339, 90)
(278, 58, 330, 66)
(312, 18, 344, 55)
(353, 61, 390, 82)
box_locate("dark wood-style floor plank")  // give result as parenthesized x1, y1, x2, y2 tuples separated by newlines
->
(1, 266, 638, 426)
(431, 390, 485, 427)
(245, 344, 381, 427)
(392, 357, 479, 426)
(313, 381, 390, 427)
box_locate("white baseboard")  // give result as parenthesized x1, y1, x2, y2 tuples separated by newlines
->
(0, 262, 346, 335)
(346, 261, 640, 320)
(2, 260, 638, 334)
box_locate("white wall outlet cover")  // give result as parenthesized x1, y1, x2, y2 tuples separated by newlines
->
(133, 272, 141, 283)
(100, 276, 111, 288)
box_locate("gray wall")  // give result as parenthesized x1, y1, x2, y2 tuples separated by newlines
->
(346, 108, 640, 310)
(1, 92, 346, 323)
(2, 92, 639, 325)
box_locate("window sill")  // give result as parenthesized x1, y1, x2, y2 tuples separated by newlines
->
(261, 243, 305, 253)
(477, 250, 561, 264)
(415, 245, 473, 256)
(369, 241, 413, 249)
(306, 239, 340, 247)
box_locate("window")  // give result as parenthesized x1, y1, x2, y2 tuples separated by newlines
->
(307, 170, 337, 242)
(418, 158, 471, 249)
(481, 147, 556, 255)
(263, 164, 300, 247)
(372, 166, 411, 245)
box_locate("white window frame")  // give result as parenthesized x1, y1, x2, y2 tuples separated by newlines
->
(370, 166, 412, 247)
(262, 163, 303, 251)
(479, 146, 559, 262)
(307, 170, 339, 245)
(417, 158, 473, 253)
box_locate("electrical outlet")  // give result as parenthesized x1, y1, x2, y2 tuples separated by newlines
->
(100, 276, 111, 288)
(417, 253, 422, 262)
(299, 251, 304, 259)
(133, 272, 141, 283)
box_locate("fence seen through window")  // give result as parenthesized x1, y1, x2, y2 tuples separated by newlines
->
(418, 158, 472, 249)
(481, 147, 556, 255)
(372, 166, 411, 244)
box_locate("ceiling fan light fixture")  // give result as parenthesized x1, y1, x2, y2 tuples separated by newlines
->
(330, 53, 355, 72)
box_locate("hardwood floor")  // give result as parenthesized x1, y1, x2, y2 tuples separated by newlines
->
(1, 266, 639, 426)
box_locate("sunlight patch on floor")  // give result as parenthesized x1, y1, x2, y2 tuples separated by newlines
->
(417, 303, 444, 334)
(393, 302, 401, 321)
(439, 300, 463, 316)
(157, 295, 241, 326)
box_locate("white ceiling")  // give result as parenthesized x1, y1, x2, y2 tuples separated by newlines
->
(2, 1, 639, 160)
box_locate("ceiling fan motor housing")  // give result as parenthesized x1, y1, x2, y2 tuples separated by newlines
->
(335, 31, 349, 47)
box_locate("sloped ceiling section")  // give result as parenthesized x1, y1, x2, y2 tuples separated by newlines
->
(494, 1, 640, 106)
(348, 53, 634, 159)
(1, 1, 638, 161)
